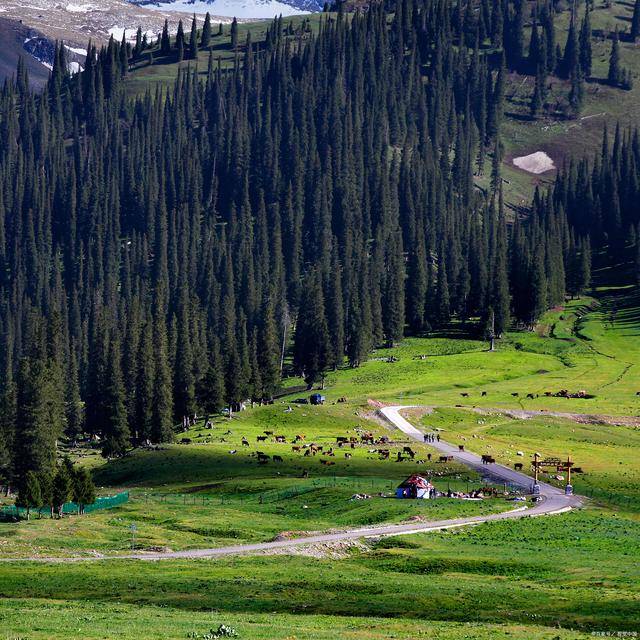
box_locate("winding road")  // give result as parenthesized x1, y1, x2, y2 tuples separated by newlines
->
(2, 406, 582, 562)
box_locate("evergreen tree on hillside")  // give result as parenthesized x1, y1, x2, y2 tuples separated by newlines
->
(608, 31, 621, 86)
(231, 17, 239, 49)
(632, 0, 640, 41)
(101, 338, 130, 458)
(176, 20, 185, 62)
(16, 471, 41, 520)
(579, 7, 592, 78)
(561, 13, 578, 79)
(161, 20, 171, 56)
(202, 12, 212, 48)
(294, 270, 331, 387)
(189, 15, 198, 60)
(543, 4, 556, 74)
(52, 464, 72, 518)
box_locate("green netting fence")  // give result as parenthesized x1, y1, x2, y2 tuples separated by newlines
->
(0, 490, 129, 520)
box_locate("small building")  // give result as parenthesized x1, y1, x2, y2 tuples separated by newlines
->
(396, 474, 434, 499)
(309, 393, 326, 405)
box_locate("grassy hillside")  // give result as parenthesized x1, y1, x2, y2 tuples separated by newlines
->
(1, 271, 640, 636)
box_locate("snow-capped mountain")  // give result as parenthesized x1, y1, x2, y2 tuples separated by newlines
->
(129, 0, 323, 19)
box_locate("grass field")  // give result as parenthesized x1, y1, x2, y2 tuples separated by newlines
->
(2, 271, 640, 635)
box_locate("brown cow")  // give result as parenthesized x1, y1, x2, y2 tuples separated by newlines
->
(292, 445, 301, 452)
(514, 463, 523, 471)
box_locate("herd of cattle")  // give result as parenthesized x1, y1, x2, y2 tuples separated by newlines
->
(458, 389, 593, 399)
(216, 428, 465, 469)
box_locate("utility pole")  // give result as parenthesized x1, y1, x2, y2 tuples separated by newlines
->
(488, 309, 496, 352)
(532, 452, 541, 495)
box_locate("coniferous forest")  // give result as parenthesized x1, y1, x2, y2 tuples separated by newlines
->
(1, 0, 639, 495)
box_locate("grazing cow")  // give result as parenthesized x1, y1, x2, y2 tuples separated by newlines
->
(511, 392, 519, 397)
(264, 431, 274, 436)
(292, 445, 301, 452)
(304, 449, 311, 457)
(258, 457, 269, 464)
(242, 438, 249, 447)
(379, 450, 390, 460)
(229, 449, 237, 454)
(481, 454, 493, 465)
(481, 391, 487, 397)
(336, 437, 348, 443)
(514, 463, 523, 471)
(438, 456, 448, 463)
(273, 455, 283, 463)
(345, 453, 352, 459)
(295, 434, 306, 442)
(458, 445, 464, 452)
(460, 392, 469, 398)
(257, 435, 267, 442)
(636, 391, 640, 396)
(275, 435, 286, 443)
(320, 459, 335, 466)
(427, 453, 432, 461)
(403, 446, 414, 455)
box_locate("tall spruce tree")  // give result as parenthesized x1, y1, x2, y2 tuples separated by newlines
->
(202, 12, 212, 48)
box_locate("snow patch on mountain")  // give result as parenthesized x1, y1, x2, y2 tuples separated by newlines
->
(132, 0, 320, 19)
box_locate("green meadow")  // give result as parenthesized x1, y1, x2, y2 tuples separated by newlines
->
(2, 273, 640, 635)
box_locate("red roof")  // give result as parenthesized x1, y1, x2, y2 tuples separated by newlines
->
(398, 474, 432, 489)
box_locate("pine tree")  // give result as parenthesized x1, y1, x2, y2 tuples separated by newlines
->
(577, 237, 592, 296)
(16, 471, 41, 520)
(231, 17, 239, 50)
(608, 31, 621, 86)
(202, 12, 212, 48)
(543, 4, 556, 74)
(176, 20, 185, 62)
(161, 20, 171, 56)
(13, 317, 58, 483)
(530, 65, 545, 118)
(52, 464, 72, 518)
(528, 20, 541, 75)
(294, 270, 331, 387)
(189, 15, 198, 60)
(579, 7, 592, 78)
(72, 467, 96, 515)
(569, 62, 584, 116)
(561, 13, 578, 79)
(152, 311, 174, 443)
(632, 0, 640, 41)
(101, 339, 130, 458)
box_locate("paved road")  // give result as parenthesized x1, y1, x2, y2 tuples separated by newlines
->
(2, 406, 581, 563)
(378, 405, 582, 510)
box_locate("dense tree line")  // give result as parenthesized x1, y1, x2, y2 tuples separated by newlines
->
(0, 0, 614, 495)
